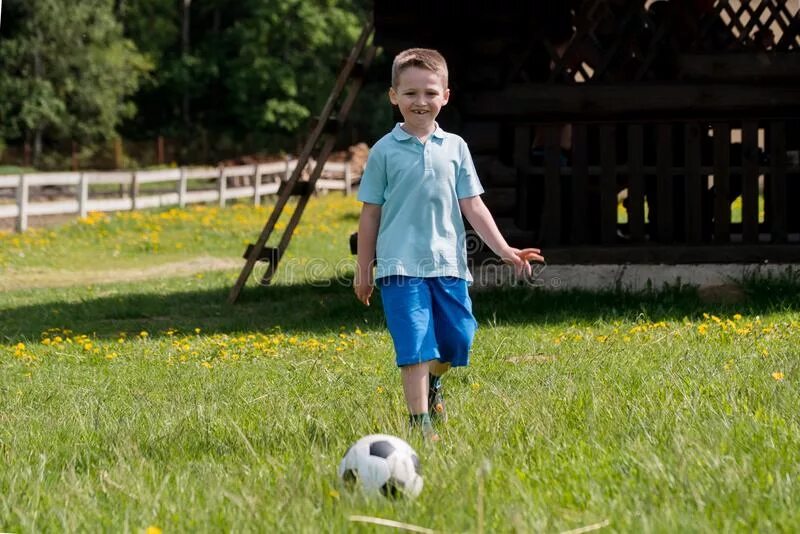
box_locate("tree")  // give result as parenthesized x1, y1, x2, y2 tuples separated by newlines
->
(118, 0, 369, 159)
(0, 0, 151, 165)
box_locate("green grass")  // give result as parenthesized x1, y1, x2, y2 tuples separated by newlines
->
(1, 195, 799, 532)
(0, 165, 36, 175)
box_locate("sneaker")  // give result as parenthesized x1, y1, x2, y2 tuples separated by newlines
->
(428, 383, 447, 423)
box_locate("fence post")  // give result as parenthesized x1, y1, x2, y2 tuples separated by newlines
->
(344, 162, 352, 196)
(178, 168, 187, 208)
(16, 174, 28, 233)
(131, 171, 139, 211)
(78, 172, 89, 218)
(218, 167, 227, 207)
(284, 156, 292, 182)
(253, 164, 262, 206)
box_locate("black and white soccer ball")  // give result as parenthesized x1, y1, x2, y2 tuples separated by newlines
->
(337, 434, 423, 498)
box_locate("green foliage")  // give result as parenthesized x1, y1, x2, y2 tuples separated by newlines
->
(118, 0, 370, 157)
(0, 0, 379, 163)
(0, 0, 151, 152)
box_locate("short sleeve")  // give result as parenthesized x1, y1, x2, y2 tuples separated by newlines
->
(357, 145, 387, 205)
(455, 138, 484, 199)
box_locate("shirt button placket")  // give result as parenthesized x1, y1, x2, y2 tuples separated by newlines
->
(423, 142, 432, 172)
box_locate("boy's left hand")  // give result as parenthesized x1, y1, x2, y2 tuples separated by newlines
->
(501, 247, 544, 278)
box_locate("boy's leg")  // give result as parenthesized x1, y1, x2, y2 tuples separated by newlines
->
(402, 362, 439, 441)
(428, 361, 450, 421)
(429, 277, 478, 422)
(379, 276, 441, 441)
(401, 361, 430, 414)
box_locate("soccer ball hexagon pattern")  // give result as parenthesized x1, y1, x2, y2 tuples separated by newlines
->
(337, 434, 423, 498)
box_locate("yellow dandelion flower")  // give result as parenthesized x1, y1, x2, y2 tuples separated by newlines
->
(145, 527, 163, 534)
(376, 386, 385, 394)
(42, 338, 51, 346)
(733, 313, 743, 321)
(194, 328, 201, 334)
(201, 361, 213, 369)
(139, 331, 149, 338)
(16, 342, 25, 350)
(83, 342, 93, 351)
(697, 324, 708, 335)
(471, 383, 481, 391)
(772, 371, 784, 381)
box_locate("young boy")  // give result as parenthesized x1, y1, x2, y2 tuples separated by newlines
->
(355, 48, 543, 441)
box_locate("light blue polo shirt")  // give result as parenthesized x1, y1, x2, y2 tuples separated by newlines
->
(358, 123, 484, 282)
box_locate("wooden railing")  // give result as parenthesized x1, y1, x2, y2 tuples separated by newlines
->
(0, 159, 356, 232)
(508, 118, 800, 263)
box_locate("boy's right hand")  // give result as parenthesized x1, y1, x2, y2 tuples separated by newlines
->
(354, 270, 374, 306)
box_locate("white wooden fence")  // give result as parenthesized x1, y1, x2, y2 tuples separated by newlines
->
(0, 159, 355, 232)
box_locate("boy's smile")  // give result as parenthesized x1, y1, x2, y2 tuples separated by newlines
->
(389, 66, 450, 140)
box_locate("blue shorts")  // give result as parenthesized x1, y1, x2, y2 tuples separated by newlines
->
(378, 276, 478, 368)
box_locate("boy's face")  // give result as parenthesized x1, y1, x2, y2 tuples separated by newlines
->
(389, 67, 449, 135)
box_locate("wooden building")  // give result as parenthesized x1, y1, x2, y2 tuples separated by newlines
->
(372, 0, 800, 264)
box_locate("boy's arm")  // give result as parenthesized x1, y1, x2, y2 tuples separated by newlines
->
(459, 195, 544, 277)
(355, 202, 381, 306)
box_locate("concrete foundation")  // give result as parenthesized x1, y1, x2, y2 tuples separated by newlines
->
(471, 263, 799, 291)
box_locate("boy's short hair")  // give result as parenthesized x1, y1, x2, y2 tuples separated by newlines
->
(391, 48, 449, 89)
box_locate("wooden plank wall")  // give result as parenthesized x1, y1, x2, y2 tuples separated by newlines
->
(512, 118, 799, 258)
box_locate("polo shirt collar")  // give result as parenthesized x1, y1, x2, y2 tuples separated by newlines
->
(391, 123, 446, 142)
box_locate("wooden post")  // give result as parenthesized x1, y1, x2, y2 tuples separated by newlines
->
(178, 168, 187, 208)
(656, 124, 674, 243)
(253, 164, 262, 206)
(218, 167, 227, 207)
(23, 143, 31, 167)
(769, 121, 787, 243)
(742, 121, 759, 243)
(16, 174, 29, 232)
(78, 172, 89, 218)
(344, 161, 352, 196)
(627, 124, 645, 242)
(600, 124, 617, 245)
(131, 171, 139, 211)
(284, 156, 292, 182)
(713, 123, 731, 242)
(685, 122, 703, 244)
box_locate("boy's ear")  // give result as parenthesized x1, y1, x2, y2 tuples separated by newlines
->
(442, 87, 450, 106)
(388, 87, 398, 105)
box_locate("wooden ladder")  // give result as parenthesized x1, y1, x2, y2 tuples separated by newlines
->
(227, 21, 376, 304)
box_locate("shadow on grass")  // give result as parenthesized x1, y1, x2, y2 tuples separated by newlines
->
(1, 275, 799, 342)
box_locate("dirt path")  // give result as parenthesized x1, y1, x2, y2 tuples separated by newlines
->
(0, 256, 242, 291)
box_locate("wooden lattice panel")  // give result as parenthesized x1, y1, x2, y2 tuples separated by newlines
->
(547, 0, 800, 84)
